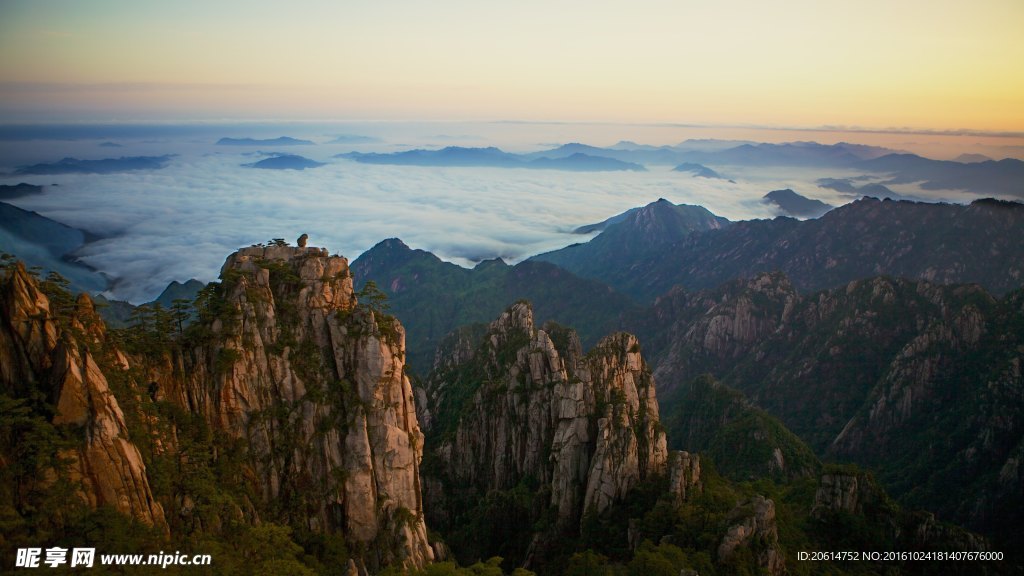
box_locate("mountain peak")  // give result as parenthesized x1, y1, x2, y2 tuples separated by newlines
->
(375, 237, 411, 251)
(489, 300, 535, 338)
(356, 237, 416, 264)
(954, 153, 993, 163)
(474, 257, 509, 270)
(627, 200, 729, 237)
(762, 189, 833, 218)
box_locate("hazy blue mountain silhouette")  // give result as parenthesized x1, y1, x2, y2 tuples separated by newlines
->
(14, 155, 172, 174)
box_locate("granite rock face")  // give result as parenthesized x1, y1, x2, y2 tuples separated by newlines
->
(0, 264, 166, 528)
(812, 471, 990, 554)
(718, 495, 785, 576)
(1, 246, 435, 571)
(643, 272, 1024, 545)
(667, 450, 701, 503)
(180, 245, 433, 569)
(813, 473, 877, 516)
(419, 302, 668, 543)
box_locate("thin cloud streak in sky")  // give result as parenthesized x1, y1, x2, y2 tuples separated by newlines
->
(0, 81, 274, 93)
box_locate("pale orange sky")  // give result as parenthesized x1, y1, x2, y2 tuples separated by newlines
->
(1, 0, 1022, 131)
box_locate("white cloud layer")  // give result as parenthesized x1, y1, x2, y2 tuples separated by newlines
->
(1, 135, 965, 303)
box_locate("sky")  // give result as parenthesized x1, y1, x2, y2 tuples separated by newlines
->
(1, 0, 1023, 132)
(0, 0, 1021, 303)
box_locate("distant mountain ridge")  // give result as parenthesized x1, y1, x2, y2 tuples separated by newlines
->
(816, 177, 906, 200)
(242, 154, 324, 170)
(531, 199, 731, 297)
(535, 197, 1024, 301)
(14, 155, 172, 175)
(0, 183, 43, 200)
(335, 139, 1023, 196)
(0, 200, 107, 292)
(954, 153, 993, 163)
(762, 188, 833, 217)
(538, 139, 896, 167)
(95, 279, 205, 328)
(216, 136, 314, 146)
(340, 146, 645, 172)
(679, 140, 896, 167)
(671, 162, 726, 179)
(860, 154, 1024, 197)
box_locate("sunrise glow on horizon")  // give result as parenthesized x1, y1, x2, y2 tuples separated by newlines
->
(1, 0, 1022, 133)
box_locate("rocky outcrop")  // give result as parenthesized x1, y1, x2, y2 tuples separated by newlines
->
(179, 244, 432, 570)
(811, 470, 990, 554)
(0, 263, 166, 528)
(830, 295, 989, 453)
(667, 451, 701, 503)
(909, 511, 990, 552)
(419, 302, 668, 549)
(646, 272, 797, 396)
(1, 245, 436, 572)
(580, 332, 668, 515)
(812, 471, 884, 517)
(717, 495, 785, 576)
(642, 272, 1024, 549)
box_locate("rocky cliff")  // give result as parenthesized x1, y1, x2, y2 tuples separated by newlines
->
(0, 263, 166, 529)
(179, 244, 433, 569)
(1, 244, 435, 572)
(418, 302, 669, 564)
(812, 470, 989, 555)
(640, 272, 1023, 551)
(717, 495, 785, 576)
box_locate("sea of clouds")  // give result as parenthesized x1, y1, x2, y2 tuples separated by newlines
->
(0, 124, 970, 303)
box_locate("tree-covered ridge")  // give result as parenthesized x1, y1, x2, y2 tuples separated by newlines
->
(636, 271, 1024, 554)
(660, 375, 821, 483)
(534, 197, 1024, 301)
(351, 238, 639, 376)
